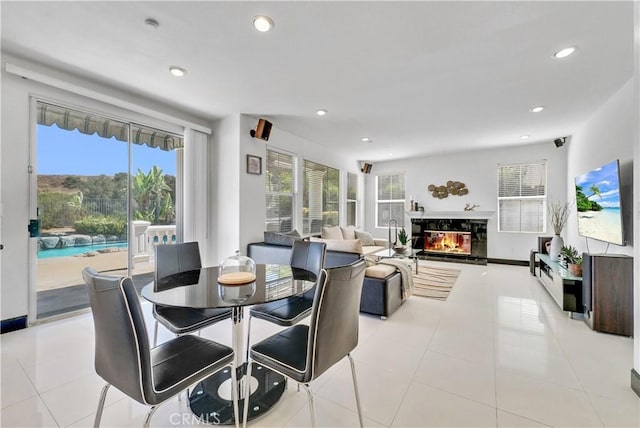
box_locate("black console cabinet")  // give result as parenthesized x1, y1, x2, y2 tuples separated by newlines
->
(583, 253, 633, 336)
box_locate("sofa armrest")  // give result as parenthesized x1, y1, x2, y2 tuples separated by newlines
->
(373, 239, 390, 248)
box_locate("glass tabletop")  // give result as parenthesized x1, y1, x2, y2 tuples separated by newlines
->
(141, 264, 316, 309)
(372, 247, 417, 259)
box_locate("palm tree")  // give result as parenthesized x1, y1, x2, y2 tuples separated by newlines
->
(587, 184, 602, 199)
(132, 166, 172, 223)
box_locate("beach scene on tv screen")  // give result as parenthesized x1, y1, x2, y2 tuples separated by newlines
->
(574, 160, 624, 245)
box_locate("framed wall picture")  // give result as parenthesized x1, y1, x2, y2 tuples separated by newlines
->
(247, 154, 262, 175)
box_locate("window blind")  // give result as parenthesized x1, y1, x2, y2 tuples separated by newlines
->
(376, 173, 405, 227)
(265, 150, 295, 233)
(346, 172, 357, 226)
(497, 161, 547, 233)
(303, 160, 340, 234)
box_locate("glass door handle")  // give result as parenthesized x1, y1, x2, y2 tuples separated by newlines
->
(28, 219, 41, 238)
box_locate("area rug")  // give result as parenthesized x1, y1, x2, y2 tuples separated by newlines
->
(412, 263, 461, 301)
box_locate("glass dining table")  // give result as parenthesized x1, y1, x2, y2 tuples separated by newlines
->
(141, 264, 316, 425)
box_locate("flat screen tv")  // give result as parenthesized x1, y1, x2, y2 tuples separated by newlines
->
(574, 159, 625, 246)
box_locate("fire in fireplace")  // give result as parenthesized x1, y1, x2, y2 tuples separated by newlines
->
(424, 230, 471, 255)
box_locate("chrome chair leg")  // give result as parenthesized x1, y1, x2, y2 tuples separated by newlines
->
(301, 383, 317, 428)
(143, 405, 159, 428)
(244, 316, 253, 361)
(230, 363, 240, 428)
(93, 383, 111, 428)
(153, 320, 159, 346)
(348, 354, 364, 428)
(242, 360, 254, 428)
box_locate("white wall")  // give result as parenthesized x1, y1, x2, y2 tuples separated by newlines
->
(210, 114, 242, 264)
(566, 76, 637, 375)
(565, 79, 635, 258)
(364, 141, 568, 261)
(634, 0, 640, 387)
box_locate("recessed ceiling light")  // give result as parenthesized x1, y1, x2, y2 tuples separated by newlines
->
(529, 106, 544, 113)
(388, 153, 393, 157)
(520, 135, 530, 140)
(554, 46, 577, 58)
(361, 137, 371, 142)
(253, 15, 274, 32)
(316, 109, 327, 116)
(144, 18, 159, 30)
(169, 66, 187, 77)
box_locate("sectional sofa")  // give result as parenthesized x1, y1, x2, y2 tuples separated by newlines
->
(247, 226, 404, 318)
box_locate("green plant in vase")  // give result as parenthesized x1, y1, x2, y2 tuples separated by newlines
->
(395, 227, 409, 253)
(560, 245, 583, 276)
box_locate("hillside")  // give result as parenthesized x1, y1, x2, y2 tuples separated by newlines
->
(38, 175, 98, 193)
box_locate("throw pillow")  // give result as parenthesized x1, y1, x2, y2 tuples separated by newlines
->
(264, 230, 302, 247)
(322, 239, 363, 254)
(355, 230, 375, 246)
(341, 225, 357, 240)
(322, 226, 343, 240)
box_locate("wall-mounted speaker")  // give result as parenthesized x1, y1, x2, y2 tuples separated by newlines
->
(250, 118, 272, 141)
(361, 162, 373, 174)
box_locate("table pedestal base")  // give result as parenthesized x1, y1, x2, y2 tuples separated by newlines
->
(189, 362, 287, 425)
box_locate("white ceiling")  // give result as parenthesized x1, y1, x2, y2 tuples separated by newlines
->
(1, 1, 634, 162)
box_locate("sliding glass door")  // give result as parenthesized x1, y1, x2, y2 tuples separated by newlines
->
(33, 102, 180, 319)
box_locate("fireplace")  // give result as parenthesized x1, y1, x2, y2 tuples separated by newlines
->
(424, 230, 471, 255)
(411, 217, 488, 264)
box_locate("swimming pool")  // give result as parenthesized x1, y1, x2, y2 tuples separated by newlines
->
(38, 242, 128, 259)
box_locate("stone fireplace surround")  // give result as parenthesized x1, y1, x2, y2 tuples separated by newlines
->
(410, 212, 490, 264)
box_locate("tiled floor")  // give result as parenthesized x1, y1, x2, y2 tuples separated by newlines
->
(2, 261, 639, 427)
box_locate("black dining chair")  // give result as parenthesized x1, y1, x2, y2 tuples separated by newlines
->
(152, 242, 231, 346)
(82, 267, 240, 428)
(242, 259, 367, 428)
(245, 240, 326, 357)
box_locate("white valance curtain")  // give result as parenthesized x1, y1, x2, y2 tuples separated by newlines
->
(37, 102, 184, 150)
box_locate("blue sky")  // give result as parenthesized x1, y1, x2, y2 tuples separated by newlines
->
(574, 160, 621, 208)
(37, 124, 176, 176)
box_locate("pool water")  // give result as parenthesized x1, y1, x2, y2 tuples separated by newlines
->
(38, 242, 128, 259)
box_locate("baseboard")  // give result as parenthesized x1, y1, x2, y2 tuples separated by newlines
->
(632, 369, 640, 398)
(1, 315, 27, 334)
(487, 258, 529, 266)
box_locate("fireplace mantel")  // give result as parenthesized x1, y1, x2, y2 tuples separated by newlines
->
(406, 210, 495, 220)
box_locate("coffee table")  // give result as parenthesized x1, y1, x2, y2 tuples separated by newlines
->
(372, 248, 420, 274)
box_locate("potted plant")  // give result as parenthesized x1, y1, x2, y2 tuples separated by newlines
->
(560, 245, 583, 276)
(547, 199, 571, 261)
(395, 227, 409, 253)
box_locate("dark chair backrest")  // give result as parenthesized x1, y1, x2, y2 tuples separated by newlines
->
(154, 242, 202, 290)
(324, 250, 362, 268)
(290, 240, 326, 278)
(82, 267, 152, 405)
(306, 259, 366, 381)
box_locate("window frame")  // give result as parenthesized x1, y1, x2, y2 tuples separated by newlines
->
(302, 159, 340, 234)
(375, 172, 406, 228)
(346, 172, 358, 227)
(497, 160, 547, 233)
(264, 148, 297, 233)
